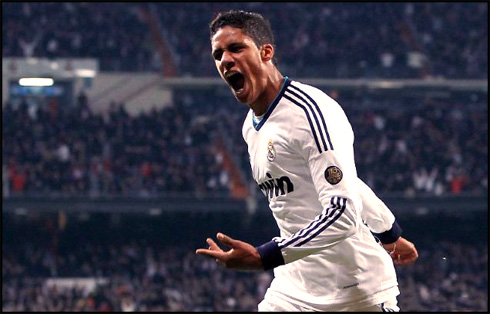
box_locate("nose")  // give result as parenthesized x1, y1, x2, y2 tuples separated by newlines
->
(221, 50, 235, 70)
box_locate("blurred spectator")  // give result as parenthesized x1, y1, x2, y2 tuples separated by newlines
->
(2, 93, 231, 197)
(149, 2, 487, 78)
(2, 88, 487, 197)
(171, 88, 488, 197)
(2, 2, 156, 72)
(1, 210, 487, 312)
(2, 2, 487, 78)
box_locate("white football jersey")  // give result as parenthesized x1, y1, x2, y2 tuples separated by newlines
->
(243, 77, 401, 310)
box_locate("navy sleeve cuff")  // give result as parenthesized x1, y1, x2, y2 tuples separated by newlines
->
(256, 240, 285, 270)
(372, 220, 402, 244)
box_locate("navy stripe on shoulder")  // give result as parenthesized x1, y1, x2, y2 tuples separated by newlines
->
(285, 88, 328, 152)
(284, 93, 323, 153)
(288, 84, 334, 151)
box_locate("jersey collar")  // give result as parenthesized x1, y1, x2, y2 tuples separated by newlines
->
(253, 76, 291, 131)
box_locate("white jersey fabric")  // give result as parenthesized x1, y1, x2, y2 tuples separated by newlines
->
(243, 77, 401, 311)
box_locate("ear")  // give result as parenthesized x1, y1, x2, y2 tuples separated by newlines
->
(260, 44, 274, 62)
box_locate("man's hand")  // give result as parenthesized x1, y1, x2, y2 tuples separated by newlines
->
(196, 233, 263, 271)
(383, 236, 418, 265)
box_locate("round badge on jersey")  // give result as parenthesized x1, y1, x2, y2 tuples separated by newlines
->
(324, 166, 343, 185)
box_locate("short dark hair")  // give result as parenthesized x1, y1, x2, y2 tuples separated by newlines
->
(209, 10, 276, 50)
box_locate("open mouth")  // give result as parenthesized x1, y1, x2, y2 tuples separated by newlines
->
(225, 72, 245, 91)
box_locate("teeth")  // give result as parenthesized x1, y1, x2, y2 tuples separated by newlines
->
(225, 71, 239, 79)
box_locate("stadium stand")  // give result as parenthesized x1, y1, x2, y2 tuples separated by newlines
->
(3, 89, 487, 197)
(2, 2, 487, 78)
(2, 95, 231, 197)
(2, 209, 488, 311)
(2, 2, 488, 312)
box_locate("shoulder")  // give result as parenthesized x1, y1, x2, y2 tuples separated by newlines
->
(283, 80, 346, 120)
(283, 80, 343, 117)
(283, 80, 351, 152)
(287, 80, 335, 104)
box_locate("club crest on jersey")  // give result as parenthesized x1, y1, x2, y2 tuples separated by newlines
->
(267, 139, 276, 162)
(325, 166, 343, 185)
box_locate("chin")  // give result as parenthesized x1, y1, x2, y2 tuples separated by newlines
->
(232, 91, 247, 103)
(235, 95, 250, 105)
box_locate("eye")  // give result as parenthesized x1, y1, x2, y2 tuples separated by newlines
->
(213, 51, 223, 61)
(230, 46, 243, 53)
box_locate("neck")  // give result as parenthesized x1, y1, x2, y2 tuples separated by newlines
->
(250, 69, 284, 116)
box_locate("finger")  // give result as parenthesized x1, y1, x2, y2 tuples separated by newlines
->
(393, 254, 416, 265)
(217, 232, 237, 247)
(395, 259, 414, 265)
(206, 238, 222, 251)
(195, 248, 226, 260)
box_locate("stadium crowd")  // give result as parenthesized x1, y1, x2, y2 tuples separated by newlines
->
(342, 92, 488, 196)
(3, 94, 231, 198)
(2, 88, 487, 198)
(2, 210, 487, 312)
(155, 2, 488, 79)
(2, 2, 487, 78)
(172, 85, 488, 197)
(2, 2, 157, 72)
(2, 2, 487, 312)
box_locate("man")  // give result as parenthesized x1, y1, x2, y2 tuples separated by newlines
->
(196, 10, 418, 311)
